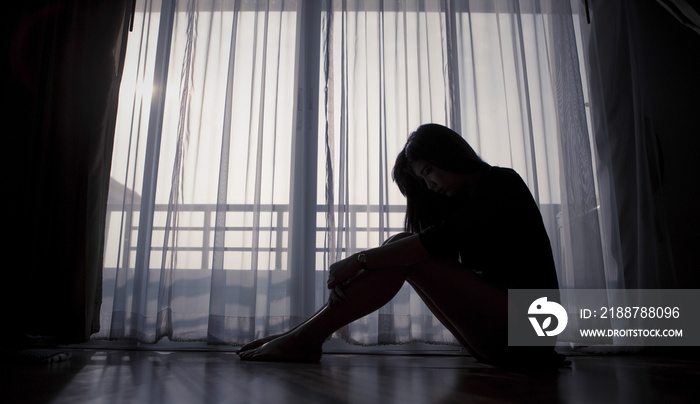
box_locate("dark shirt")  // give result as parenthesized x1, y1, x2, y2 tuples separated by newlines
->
(419, 167, 559, 291)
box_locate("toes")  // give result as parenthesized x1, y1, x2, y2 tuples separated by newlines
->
(238, 349, 257, 360)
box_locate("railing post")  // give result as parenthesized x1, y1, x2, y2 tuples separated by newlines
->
(274, 206, 285, 271)
(201, 205, 212, 270)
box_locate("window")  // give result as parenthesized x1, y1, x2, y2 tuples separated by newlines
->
(98, 0, 602, 346)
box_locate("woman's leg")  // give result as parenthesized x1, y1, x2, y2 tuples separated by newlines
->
(237, 259, 508, 362)
(406, 260, 509, 362)
(239, 233, 560, 366)
(238, 232, 414, 361)
(237, 265, 412, 361)
(405, 278, 478, 355)
(409, 261, 567, 367)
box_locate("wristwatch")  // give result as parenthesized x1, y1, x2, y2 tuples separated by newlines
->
(357, 252, 368, 270)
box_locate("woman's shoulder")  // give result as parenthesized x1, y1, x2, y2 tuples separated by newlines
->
(487, 166, 518, 176)
(472, 166, 532, 200)
(481, 166, 524, 186)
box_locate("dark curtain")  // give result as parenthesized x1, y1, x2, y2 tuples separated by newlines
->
(587, 0, 700, 289)
(4, 0, 131, 344)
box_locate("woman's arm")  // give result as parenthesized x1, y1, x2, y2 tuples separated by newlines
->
(364, 233, 432, 270)
(326, 233, 432, 290)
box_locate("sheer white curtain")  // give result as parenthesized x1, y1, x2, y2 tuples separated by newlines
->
(98, 0, 305, 343)
(96, 0, 613, 346)
(322, 0, 608, 346)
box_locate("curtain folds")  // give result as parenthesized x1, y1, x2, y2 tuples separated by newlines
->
(7, 1, 131, 344)
(583, 0, 678, 290)
(96, 0, 621, 347)
(656, 0, 700, 34)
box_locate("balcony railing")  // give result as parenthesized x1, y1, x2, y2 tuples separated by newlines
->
(103, 203, 407, 271)
(104, 202, 564, 272)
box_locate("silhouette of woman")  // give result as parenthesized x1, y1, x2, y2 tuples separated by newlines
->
(238, 123, 564, 368)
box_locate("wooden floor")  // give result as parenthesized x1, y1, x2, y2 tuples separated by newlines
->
(3, 347, 698, 404)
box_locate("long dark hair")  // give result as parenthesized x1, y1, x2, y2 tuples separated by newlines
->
(392, 124, 489, 233)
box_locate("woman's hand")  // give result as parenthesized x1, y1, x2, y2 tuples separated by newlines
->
(327, 254, 364, 305)
(327, 254, 363, 288)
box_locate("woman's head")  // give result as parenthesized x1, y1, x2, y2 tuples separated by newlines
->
(392, 123, 488, 232)
(404, 124, 485, 176)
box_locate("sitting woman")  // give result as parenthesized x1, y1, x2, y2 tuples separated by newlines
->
(238, 123, 565, 368)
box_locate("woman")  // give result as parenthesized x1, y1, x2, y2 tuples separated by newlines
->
(238, 123, 565, 368)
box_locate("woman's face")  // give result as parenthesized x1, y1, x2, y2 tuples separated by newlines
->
(411, 160, 465, 197)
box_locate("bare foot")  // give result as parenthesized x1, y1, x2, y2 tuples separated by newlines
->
(237, 334, 284, 353)
(237, 333, 322, 362)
